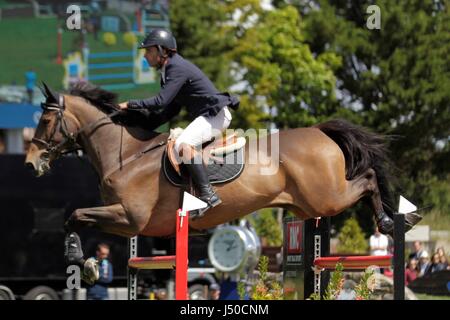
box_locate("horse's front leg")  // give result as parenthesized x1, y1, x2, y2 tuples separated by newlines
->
(64, 203, 138, 284)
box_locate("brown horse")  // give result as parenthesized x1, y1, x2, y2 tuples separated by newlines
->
(25, 83, 421, 282)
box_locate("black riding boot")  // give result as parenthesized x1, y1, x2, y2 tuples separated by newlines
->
(184, 162, 222, 219)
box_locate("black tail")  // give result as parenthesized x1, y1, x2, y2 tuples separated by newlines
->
(315, 119, 396, 218)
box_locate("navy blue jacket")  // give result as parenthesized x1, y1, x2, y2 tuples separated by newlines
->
(86, 258, 113, 300)
(127, 54, 239, 122)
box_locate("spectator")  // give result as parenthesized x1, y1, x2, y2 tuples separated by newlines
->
(25, 69, 37, 104)
(337, 276, 357, 300)
(425, 253, 447, 275)
(418, 251, 431, 277)
(436, 247, 449, 270)
(209, 283, 221, 300)
(405, 258, 419, 286)
(370, 227, 389, 256)
(86, 243, 113, 300)
(408, 241, 428, 261)
(155, 288, 168, 300)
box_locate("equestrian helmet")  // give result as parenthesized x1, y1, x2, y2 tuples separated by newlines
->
(138, 29, 177, 51)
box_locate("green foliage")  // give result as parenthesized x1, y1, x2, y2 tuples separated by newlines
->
(248, 256, 283, 300)
(299, 0, 450, 215)
(248, 209, 282, 246)
(421, 209, 450, 232)
(232, 5, 341, 129)
(323, 262, 345, 300)
(237, 278, 247, 300)
(309, 263, 376, 300)
(354, 268, 376, 300)
(169, 0, 265, 129)
(336, 218, 368, 254)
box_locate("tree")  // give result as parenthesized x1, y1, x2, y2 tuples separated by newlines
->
(248, 209, 282, 246)
(337, 218, 368, 254)
(169, 0, 266, 129)
(295, 0, 450, 212)
(231, 6, 341, 129)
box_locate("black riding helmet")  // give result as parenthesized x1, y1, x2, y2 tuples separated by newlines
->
(138, 28, 177, 51)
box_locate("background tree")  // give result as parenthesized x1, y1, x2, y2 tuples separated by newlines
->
(231, 6, 341, 129)
(293, 0, 449, 216)
(336, 218, 369, 254)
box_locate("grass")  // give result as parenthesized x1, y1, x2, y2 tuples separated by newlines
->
(415, 293, 450, 300)
(0, 17, 159, 101)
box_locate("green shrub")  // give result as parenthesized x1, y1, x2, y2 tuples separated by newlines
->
(336, 218, 368, 254)
(244, 256, 283, 300)
(248, 209, 282, 246)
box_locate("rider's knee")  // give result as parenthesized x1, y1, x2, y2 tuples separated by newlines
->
(176, 142, 196, 162)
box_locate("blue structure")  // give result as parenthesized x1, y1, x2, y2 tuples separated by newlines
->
(84, 48, 137, 91)
(0, 103, 41, 129)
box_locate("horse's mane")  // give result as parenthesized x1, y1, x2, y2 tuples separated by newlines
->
(68, 82, 164, 132)
(69, 82, 118, 114)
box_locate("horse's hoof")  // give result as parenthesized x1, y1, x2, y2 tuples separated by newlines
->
(82, 258, 99, 285)
(377, 215, 394, 236)
(64, 232, 84, 265)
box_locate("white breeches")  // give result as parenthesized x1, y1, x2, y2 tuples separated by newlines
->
(174, 106, 232, 154)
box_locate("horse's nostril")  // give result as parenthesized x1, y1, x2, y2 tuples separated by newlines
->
(25, 162, 38, 175)
(25, 162, 34, 171)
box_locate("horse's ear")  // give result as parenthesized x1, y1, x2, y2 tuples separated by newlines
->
(42, 81, 59, 103)
(40, 81, 48, 97)
(38, 82, 46, 97)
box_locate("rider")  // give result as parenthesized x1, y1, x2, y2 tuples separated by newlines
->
(119, 29, 239, 218)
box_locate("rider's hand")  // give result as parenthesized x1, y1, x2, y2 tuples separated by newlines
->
(118, 102, 129, 110)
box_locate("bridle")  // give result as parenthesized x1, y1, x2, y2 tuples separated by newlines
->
(31, 93, 167, 179)
(32, 95, 122, 158)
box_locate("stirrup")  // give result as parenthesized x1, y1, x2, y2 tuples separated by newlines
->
(190, 195, 222, 220)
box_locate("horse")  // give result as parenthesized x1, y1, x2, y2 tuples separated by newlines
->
(25, 82, 421, 283)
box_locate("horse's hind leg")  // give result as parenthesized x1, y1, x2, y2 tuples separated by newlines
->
(307, 168, 394, 234)
(356, 169, 394, 235)
(64, 203, 137, 284)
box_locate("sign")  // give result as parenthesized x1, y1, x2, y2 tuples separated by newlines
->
(287, 221, 303, 254)
(0, 103, 41, 128)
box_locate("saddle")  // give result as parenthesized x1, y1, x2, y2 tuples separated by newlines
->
(163, 128, 246, 187)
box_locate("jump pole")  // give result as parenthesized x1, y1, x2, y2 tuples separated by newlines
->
(127, 192, 207, 300)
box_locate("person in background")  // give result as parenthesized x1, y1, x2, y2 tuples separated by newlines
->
(425, 252, 447, 275)
(436, 247, 449, 270)
(155, 288, 168, 300)
(369, 226, 389, 256)
(418, 251, 430, 277)
(405, 258, 419, 286)
(337, 275, 357, 300)
(86, 243, 113, 300)
(408, 241, 428, 261)
(209, 283, 221, 300)
(25, 69, 37, 104)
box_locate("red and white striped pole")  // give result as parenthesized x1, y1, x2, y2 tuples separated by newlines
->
(175, 209, 189, 300)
